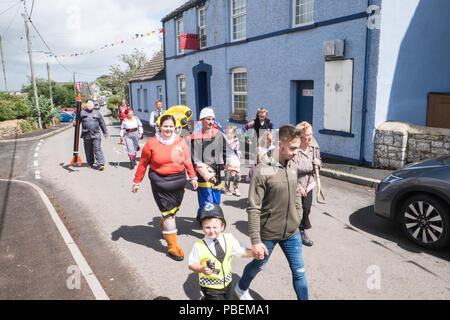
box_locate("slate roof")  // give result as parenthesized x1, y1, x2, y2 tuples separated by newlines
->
(161, 0, 206, 23)
(129, 50, 165, 83)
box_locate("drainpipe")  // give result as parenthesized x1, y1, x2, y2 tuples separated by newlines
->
(359, 0, 372, 166)
(162, 21, 168, 111)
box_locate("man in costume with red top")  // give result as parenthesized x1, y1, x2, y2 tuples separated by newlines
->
(187, 107, 227, 222)
(132, 114, 198, 261)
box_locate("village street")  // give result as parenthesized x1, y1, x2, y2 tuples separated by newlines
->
(1, 109, 449, 300)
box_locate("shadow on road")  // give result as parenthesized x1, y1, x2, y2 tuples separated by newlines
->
(183, 272, 264, 300)
(222, 198, 248, 210)
(349, 205, 450, 261)
(233, 220, 249, 237)
(110, 224, 167, 254)
(110, 216, 204, 253)
(108, 158, 141, 169)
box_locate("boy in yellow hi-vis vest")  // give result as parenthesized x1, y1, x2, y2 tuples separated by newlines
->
(188, 202, 254, 300)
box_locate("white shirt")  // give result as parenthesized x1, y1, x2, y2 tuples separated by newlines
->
(120, 117, 143, 137)
(188, 233, 247, 266)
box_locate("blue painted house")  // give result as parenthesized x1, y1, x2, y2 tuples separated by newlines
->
(161, 0, 450, 165)
(129, 50, 166, 124)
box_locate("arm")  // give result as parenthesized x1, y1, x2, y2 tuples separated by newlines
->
(98, 113, 108, 137)
(189, 264, 213, 276)
(149, 111, 156, 127)
(136, 117, 143, 136)
(132, 143, 151, 190)
(246, 167, 266, 246)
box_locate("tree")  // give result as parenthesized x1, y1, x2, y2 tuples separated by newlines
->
(107, 48, 149, 100)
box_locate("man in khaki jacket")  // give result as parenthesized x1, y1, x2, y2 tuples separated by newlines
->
(234, 125, 308, 300)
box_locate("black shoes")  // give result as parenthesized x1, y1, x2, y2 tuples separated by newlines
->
(300, 230, 313, 247)
(130, 158, 136, 170)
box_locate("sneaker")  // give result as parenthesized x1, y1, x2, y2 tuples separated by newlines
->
(98, 165, 105, 171)
(224, 188, 232, 196)
(234, 285, 253, 300)
(233, 189, 241, 197)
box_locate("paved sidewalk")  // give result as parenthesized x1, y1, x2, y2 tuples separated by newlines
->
(321, 158, 392, 189)
(0, 122, 73, 143)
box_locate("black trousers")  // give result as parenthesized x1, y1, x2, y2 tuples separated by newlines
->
(201, 284, 232, 300)
(300, 190, 313, 230)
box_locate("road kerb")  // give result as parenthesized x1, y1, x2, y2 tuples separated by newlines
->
(320, 168, 380, 189)
(0, 123, 73, 144)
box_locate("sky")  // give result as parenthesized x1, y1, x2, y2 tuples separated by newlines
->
(0, 0, 186, 92)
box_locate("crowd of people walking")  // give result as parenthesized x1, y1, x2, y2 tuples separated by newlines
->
(79, 97, 323, 300)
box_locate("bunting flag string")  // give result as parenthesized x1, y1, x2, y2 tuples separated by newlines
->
(46, 28, 165, 59)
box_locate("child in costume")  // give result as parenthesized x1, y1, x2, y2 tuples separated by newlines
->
(223, 126, 241, 196)
(188, 202, 253, 300)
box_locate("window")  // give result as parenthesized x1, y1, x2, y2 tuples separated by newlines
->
(293, 0, 314, 26)
(137, 88, 142, 111)
(198, 7, 207, 49)
(231, 0, 246, 41)
(177, 75, 186, 106)
(176, 18, 184, 55)
(143, 89, 148, 112)
(157, 86, 163, 103)
(231, 68, 247, 116)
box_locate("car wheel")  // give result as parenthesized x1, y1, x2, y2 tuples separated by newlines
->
(400, 194, 450, 249)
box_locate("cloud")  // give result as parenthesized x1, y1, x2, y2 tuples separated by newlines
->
(0, 0, 185, 91)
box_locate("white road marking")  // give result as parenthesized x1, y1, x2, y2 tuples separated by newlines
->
(33, 161, 39, 167)
(0, 179, 110, 300)
(34, 153, 38, 158)
(35, 147, 40, 151)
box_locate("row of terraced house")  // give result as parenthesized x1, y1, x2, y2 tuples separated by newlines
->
(129, 0, 450, 168)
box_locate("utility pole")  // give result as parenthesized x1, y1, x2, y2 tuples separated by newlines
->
(47, 62, 55, 126)
(23, 10, 42, 129)
(73, 73, 77, 97)
(47, 63, 53, 105)
(0, 35, 8, 92)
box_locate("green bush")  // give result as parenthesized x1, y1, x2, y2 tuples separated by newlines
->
(107, 94, 122, 112)
(0, 92, 31, 121)
(27, 95, 56, 128)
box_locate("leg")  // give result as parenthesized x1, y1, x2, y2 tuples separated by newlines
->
(236, 239, 276, 292)
(279, 232, 308, 300)
(161, 214, 184, 261)
(83, 138, 94, 166)
(300, 190, 313, 246)
(92, 137, 105, 166)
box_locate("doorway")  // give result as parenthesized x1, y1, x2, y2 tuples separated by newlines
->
(296, 81, 314, 125)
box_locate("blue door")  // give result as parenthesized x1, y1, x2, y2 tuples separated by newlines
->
(197, 71, 209, 116)
(296, 81, 314, 125)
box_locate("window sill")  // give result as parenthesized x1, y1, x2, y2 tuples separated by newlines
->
(228, 118, 247, 124)
(319, 129, 354, 137)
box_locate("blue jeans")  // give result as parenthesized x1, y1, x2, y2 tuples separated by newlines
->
(237, 232, 308, 300)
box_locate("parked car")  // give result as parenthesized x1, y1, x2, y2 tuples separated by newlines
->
(58, 107, 75, 114)
(55, 110, 75, 122)
(375, 155, 450, 249)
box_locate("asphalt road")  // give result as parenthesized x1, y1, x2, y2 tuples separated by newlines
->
(1, 109, 449, 300)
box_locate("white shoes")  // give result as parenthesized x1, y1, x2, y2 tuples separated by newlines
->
(234, 284, 253, 300)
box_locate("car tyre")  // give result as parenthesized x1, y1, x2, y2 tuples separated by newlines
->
(400, 194, 450, 250)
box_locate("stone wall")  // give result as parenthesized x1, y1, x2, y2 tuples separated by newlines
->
(0, 119, 26, 139)
(374, 121, 450, 169)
